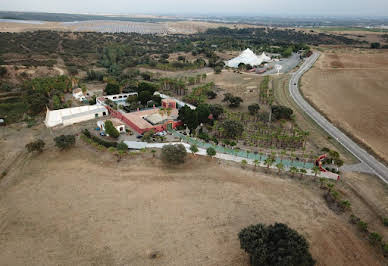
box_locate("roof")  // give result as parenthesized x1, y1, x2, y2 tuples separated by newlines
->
(123, 141, 147, 150)
(110, 118, 125, 127)
(72, 88, 83, 94)
(225, 49, 271, 68)
(45, 105, 107, 127)
(123, 108, 179, 130)
(155, 92, 196, 110)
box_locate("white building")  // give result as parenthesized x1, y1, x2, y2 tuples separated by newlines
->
(45, 105, 108, 128)
(72, 88, 86, 102)
(96, 93, 138, 105)
(97, 118, 126, 133)
(225, 48, 271, 68)
(154, 92, 196, 110)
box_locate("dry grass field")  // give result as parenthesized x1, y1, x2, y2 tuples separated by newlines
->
(301, 49, 388, 163)
(0, 122, 386, 266)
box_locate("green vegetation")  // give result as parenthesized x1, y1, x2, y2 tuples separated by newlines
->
(104, 120, 120, 138)
(190, 144, 199, 154)
(54, 135, 76, 150)
(238, 223, 315, 266)
(82, 129, 117, 148)
(206, 147, 216, 157)
(161, 144, 187, 164)
(25, 139, 45, 153)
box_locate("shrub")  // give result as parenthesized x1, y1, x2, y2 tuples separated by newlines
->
(198, 132, 210, 142)
(207, 90, 217, 99)
(383, 242, 388, 257)
(104, 120, 120, 138)
(190, 144, 199, 154)
(248, 104, 260, 115)
(117, 142, 128, 151)
(357, 221, 368, 232)
(54, 135, 76, 150)
(239, 223, 315, 266)
(161, 144, 187, 164)
(82, 129, 117, 148)
(25, 139, 45, 153)
(206, 147, 216, 157)
(368, 232, 382, 246)
(383, 217, 388, 227)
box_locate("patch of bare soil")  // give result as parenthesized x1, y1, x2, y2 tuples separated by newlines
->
(0, 143, 384, 265)
(302, 49, 388, 162)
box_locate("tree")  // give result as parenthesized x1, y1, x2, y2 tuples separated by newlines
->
(25, 139, 45, 153)
(214, 66, 222, 74)
(206, 147, 216, 157)
(190, 144, 199, 155)
(222, 120, 244, 139)
(238, 223, 315, 266)
(312, 166, 320, 177)
(178, 105, 199, 133)
(105, 120, 120, 138)
(196, 104, 211, 124)
(209, 104, 224, 120)
(0, 66, 7, 77)
(248, 104, 260, 115)
(105, 82, 120, 95)
(241, 159, 247, 168)
(161, 144, 187, 164)
(138, 90, 153, 105)
(370, 42, 381, 49)
(229, 96, 243, 108)
(276, 162, 284, 174)
(54, 135, 76, 150)
(299, 168, 307, 177)
(253, 159, 260, 170)
(289, 166, 298, 177)
(264, 156, 275, 169)
(271, 105, 293, 120)
(207, 90, 217, 99)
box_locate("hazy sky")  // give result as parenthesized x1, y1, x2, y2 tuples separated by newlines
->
(1, 0, 387, 17)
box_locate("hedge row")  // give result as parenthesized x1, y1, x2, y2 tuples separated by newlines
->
(82, 129, 117, 148)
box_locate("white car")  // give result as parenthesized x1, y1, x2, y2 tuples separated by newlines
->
(155, 131, 167, 137)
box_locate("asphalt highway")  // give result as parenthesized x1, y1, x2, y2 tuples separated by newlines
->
(289, 52, 388, 184)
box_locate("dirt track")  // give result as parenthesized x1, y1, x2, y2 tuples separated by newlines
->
(301, 49, 388, 163)
(0, 143, 384, 266)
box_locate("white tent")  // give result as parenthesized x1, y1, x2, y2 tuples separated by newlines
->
(225, 48, 271, 68)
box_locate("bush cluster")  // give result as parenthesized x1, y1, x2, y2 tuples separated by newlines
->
(82, 129, 117, 148)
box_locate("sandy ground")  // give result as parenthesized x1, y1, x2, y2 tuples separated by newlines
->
(0, 134, 385, 266)
(301, 49, 388, 163)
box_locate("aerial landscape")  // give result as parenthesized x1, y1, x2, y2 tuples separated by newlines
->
(0, 0, 388, 265)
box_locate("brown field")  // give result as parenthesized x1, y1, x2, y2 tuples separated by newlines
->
(206, 70, 263, 112)
(301, 49, 388, 163)
(0, 122, 386, 265)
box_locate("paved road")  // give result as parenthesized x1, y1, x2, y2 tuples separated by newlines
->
(289, 52, 388, 184)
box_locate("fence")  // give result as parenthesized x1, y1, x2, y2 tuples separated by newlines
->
(170, 130, 314, 169)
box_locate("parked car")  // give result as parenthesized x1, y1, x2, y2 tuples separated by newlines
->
(100, 132, 106, 137)
(136, 134, 143, 139)
(155, 131, 167, 137)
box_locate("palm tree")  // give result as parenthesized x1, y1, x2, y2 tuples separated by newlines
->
(264, 156, 275, 169)
(276, 162, 284, 175)
(289, 166, 298, 177)
(312, 166, 320, 177)
(299, 168, 307, 177)
(253, 159, 259, 170)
